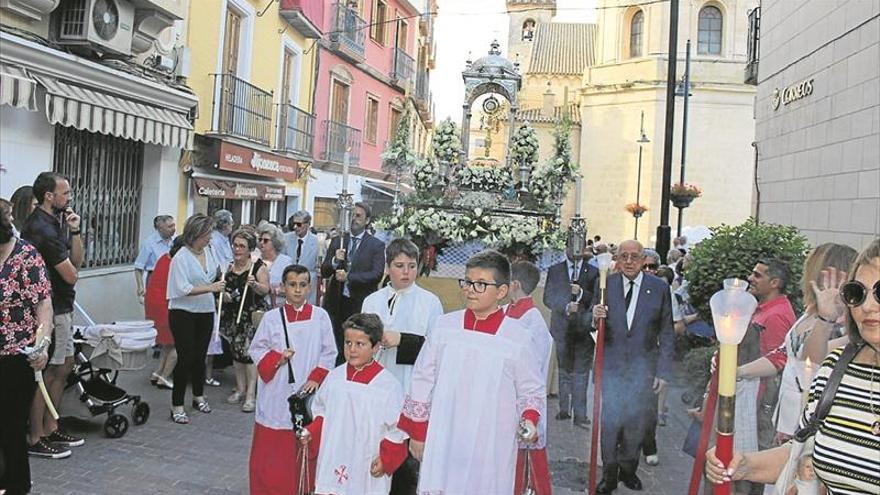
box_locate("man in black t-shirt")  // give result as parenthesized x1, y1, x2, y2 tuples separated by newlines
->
(21, 172, 85, 459)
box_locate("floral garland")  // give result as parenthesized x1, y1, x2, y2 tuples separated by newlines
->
(380, 107, 418, 173)
(529, 117, 579, 208)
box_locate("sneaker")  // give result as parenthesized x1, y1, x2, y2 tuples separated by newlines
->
(646, 454, 659, 466)
(28, 439, 71, 459)
(205, 377, 221, 387)
(45, 430, 85, 448)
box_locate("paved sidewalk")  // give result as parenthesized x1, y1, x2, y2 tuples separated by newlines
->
(31, 360, 698, 494)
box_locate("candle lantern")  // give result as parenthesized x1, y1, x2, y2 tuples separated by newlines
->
(588, 252, 614, 495)
(710, 278, 757, 495)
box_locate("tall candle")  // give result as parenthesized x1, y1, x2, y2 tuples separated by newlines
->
(342, 148, 351, 192)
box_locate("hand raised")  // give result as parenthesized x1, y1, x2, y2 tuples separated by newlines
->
(810, 267, 846, 323)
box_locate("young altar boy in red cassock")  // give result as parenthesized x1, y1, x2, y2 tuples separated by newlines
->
(398, 250, 547, 494)
(505, 261, 554, 495)
(248, 264, 338, 495)
(300, 313, 409, 495)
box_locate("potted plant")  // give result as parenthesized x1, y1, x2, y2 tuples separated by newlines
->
(670, 182, 702, 208)
(625, 202, 649, 218)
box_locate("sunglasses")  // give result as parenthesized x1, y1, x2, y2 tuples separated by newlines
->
(292, 222, 304, 227)
(259, 238, 272, 244)
(643, 263, 659, 270)
(839, 280, 880, 307)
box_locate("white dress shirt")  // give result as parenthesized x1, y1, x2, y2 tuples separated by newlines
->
(623, 271, 644, 330)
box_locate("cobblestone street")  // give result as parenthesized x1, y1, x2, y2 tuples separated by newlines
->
(31, 358, 696, 495)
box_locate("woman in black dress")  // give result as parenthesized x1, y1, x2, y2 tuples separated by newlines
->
(220, 229, 270, 412)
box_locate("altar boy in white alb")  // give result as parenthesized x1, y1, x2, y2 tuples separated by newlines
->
(301, 313, 409, 495)
(248, 265, 337, 495)
(505, 261, 553, 495)
(361, 238, 444, 391)
(398, 250, 546, 494)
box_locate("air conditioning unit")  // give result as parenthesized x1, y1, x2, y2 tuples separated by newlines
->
(56, 0, 135, 56)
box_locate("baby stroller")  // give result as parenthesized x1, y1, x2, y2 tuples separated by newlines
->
(68, 304, 155, 438)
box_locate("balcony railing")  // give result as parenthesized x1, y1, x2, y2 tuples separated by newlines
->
(330, 3, 366, 59)
(744, 7, 760, 85)
(212, 73, 274, 145)
(276, 103, 315, 158)
(415, 70, 430, 104)
(322, 120, 361, 166)
(391, 47, 415, 82)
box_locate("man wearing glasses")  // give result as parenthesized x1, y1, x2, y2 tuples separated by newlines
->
(590, 240, 674, 493)
(284, 211, 320, 304)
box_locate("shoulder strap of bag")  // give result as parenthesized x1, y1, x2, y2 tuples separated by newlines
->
(279, 307, 296, 384)
(793, 342, 863, 441)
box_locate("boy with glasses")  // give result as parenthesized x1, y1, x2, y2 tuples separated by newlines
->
(398, 250, 545, 494)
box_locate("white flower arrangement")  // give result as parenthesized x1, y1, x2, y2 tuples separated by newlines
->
(510, 123, 539, 169)
(456, 166, 513, 191)
(431, 118, 462, 164)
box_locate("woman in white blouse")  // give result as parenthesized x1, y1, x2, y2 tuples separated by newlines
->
(166, 214, 226, 424)
(256, 223, 292, 309)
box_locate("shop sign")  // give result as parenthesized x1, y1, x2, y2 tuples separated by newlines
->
(217, 141, 299, 181)
(194, 178, 286, 201)
(771, 78, 814, 110)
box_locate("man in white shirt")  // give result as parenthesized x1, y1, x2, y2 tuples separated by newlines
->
(284, 210, 320, 304)
(210, 209, 235, 266)
(134, 215, 175, 301)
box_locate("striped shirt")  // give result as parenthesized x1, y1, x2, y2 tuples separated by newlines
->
(801, 346, 880, 494)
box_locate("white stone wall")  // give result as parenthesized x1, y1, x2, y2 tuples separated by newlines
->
(0, 105, 55, 197)
(755, 0, 879, 249)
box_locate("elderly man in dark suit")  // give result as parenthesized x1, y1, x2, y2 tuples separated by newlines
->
(543, 238, 599, 428)
(590, 240, 674, 493)
(320, 202, 385, 364)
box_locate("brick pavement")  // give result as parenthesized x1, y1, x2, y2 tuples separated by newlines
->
(30, 360, 698, 494)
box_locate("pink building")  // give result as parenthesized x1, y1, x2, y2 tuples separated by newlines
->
(308, 0, 433, 227)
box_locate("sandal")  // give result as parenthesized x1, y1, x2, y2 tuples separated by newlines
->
(192, 399, 212, 413)
(171, 410, 189, 424)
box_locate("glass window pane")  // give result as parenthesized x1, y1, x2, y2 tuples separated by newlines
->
(698, 6, 722, 55)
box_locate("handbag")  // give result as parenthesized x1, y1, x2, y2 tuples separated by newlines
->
(771, 342, 863, 494)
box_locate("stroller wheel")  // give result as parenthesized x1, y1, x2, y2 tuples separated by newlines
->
(132, 402, 150, 426)
(104, 413, 129, 438)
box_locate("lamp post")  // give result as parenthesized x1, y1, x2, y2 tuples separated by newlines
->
(635, 111, 651, 238)
(589, 252, 614, 495)
(657, 0, 681, 263)
(710, 278, 757, 495)
(675, 39, 692, 237)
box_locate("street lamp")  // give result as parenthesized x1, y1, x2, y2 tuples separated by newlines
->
(675, 39, 693, 237)
(710, 278, 757, 495)
(634, 111, 651, 238)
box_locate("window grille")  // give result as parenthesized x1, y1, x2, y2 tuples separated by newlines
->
(53, 125, 144, 269)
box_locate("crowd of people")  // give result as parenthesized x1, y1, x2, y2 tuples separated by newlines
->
(1, 170, 878, 495)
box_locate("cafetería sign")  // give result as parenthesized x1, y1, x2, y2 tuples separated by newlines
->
(771, 78, 814, 110)
(193, 178, 285, 201)
(216, 141, 300, 182)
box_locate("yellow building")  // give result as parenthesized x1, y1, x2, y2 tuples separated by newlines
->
(181, 0, 321, 226)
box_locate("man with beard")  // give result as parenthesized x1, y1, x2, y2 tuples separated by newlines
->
(320, 202, 385, 364)
(21, 172, 85, 459)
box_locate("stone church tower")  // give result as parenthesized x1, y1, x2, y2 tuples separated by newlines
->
(506, 0, 556, 75)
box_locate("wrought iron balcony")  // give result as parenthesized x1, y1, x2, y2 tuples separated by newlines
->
(212, 73, 273, 145)
(276, 103, 315, 159)
(391, 47, 415, 83)
(322, 120, 361, 166)
(330, 3, 366, 59)
(415, 70, 430, 105)
(744, 7, 760, 85)
(279, 0, 323, 39)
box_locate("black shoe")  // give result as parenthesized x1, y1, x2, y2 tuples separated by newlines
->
(596, 478, 617, 494)
(573, 416, 591, 428)
(555, 411, 571, 420)
(28, 438, 71, 459)
(45, 429, 85, 448)
(620, 472, 643, 491)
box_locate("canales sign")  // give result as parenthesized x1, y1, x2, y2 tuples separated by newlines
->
(217, 141, 300, 181)
(771, 78, 814, 110)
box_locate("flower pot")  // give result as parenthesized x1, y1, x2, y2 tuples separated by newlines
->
(671, 195, 696, 209)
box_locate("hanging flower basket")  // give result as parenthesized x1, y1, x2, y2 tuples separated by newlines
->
(625, 202, 649, 218)
(670, 182, 702, 209)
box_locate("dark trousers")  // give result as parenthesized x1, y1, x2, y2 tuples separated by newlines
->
(601, 377, 651, 476)
(0, 355, 37, 495)
(169, 310, 213, 407)
(642, 392, 659, 456)
(389, 454, 419, 495)
(330, 295, 358, 365)
(554, 326, 594, 419)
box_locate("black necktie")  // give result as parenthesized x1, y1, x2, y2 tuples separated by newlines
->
(625, 280, 635, 310)
(350, 237, 361, 261)
(296, 238, 303, 263)
(571, 262, 578, 282)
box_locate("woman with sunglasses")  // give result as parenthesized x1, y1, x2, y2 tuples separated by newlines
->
(256, 223, 292, 309)
(706, 239, 880, 494)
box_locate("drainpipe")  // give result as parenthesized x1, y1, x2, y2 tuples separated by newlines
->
(752, 141, 760, 222)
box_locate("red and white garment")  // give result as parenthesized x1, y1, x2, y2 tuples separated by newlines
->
(306, 360, 408, 495)
(398, 309, 546, 494)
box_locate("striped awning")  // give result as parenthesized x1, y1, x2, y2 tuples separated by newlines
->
(36, 75, 193, 149)
(0, 63, 37, 111)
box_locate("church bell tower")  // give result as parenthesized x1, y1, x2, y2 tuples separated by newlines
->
(506, 0, 556, 74)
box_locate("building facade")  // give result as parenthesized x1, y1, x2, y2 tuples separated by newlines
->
(0, 0, 197, 323)
(182, 0, 322, 227)
(751, 0, 879, 249)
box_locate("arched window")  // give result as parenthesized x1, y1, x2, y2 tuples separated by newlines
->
(698, 5, 723, 55)
(629, 10, 644, 58)
(522, 19, 536, 41)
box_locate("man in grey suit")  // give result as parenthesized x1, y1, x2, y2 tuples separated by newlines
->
(590, 240, 674, 493)
(284, 210, 320, 304)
